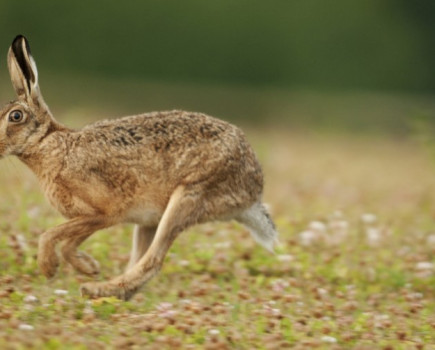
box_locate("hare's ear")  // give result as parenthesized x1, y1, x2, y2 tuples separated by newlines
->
(7, 35, 40, 102)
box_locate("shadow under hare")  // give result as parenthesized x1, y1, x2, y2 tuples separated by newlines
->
(0, 35, 278, 300)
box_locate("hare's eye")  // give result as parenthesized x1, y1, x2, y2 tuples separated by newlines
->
(8, 110, 23, 123)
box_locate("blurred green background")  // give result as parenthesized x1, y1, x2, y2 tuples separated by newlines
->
(0, 0, 434, 134)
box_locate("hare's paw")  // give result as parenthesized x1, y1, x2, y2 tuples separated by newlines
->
(37, 252, 60, 279)
(80, 279, 137, 301)
(66, 251, 100, 276)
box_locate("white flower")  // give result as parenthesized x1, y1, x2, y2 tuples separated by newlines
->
(329, 220, 349, 232)
(427, 235, 435, 247)
(331, 210, 343, 219)
(309, 221, 326, 232)
(16, 234, 28, 251)
(178, 260, 190, 267)
(214, 241, 232, 249)
(277, 254, 294, 262)
(54, 289, 68, 296)
(156, 302, 177, 318)
(416, 262, 434, 271)
(160, 310, 178, 318)
(27, 206, 41, 219)
(333, 219, 348, 228)
(271, 308, 281, 316)
(19, 324, 34, 331)
(321, 336, 337, 343)
(410, 292, 424, 299)
(271, 279, 290, 292)
(317, 288, 328, 296)
(328, 220, 349, 245)
(299, 230, 318, 246)
(156, 302, 173, 311)
(375, 314, 390, 320)
(361, 213, 377, 224)
(208, 329, 220, 336)
(83, 306, 95, 315)
(374, 314, 390, 328)
(24, 295, 38, 303)
(366, 228, 381, 246)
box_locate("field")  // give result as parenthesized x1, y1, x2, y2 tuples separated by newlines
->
(0, 120, 434, 350)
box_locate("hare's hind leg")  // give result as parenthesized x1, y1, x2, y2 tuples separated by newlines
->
(236, 202, 278, 252)
(125, 225, 157, 271)
(38, 216, 112, 279)
(81, 185, 202, 300)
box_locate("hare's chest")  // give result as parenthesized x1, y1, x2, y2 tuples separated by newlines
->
(41, 180, 98, 219)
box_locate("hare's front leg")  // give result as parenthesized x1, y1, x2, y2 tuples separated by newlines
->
(38, 217, 111, 279)
(81, 185, 201, 300)
(125, 225, 157, 271)
(61, 234, 101, 276)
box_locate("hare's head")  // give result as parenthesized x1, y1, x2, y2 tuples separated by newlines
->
(0, 35, 56, 157)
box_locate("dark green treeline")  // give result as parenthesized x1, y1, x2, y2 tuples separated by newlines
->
(0, 0, 434, 92)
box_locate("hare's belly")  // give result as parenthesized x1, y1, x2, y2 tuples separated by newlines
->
(125, 206, 162, 226)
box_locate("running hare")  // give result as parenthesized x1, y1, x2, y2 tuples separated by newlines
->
(0, 35, 278, 300)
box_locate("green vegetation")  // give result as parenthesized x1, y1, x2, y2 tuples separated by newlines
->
(0, 125, 434, 349)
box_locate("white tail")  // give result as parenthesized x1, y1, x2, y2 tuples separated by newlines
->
(237, 202, 278, 252)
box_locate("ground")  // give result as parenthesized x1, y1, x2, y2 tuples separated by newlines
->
(0, 129, 434, 349)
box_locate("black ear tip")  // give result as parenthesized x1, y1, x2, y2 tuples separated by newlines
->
(12, 35, 31, 56)
(10, 35, 34, 87)
(12, 35, 27, 45)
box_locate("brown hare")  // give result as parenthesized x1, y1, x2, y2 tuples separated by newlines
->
(0, 35, 278, 300)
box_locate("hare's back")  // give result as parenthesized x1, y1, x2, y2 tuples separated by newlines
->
(76, 110, 262, 190)
(81, 110, 248, 162)
(87, 110, 233, 142)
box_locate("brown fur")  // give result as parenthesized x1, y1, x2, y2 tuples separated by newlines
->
(0, 35, 277, 300)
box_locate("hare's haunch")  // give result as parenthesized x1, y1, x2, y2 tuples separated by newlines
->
(0, 35, 278, 300)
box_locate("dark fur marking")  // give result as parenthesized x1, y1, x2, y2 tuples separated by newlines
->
(119, 137, 130, 146)
(113, 126, 142, 145)
(114, 126, 126, 133)
(39, 122, 58, 141)
(199, 123, 220, 138)
(89, 167, 117, 189)
(96, 133, 108, 142)
(33, 119, 41, 129)
(127, 128, 137, 137)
